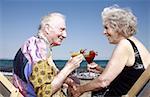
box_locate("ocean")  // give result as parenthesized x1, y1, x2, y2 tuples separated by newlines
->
(0, 59, 108, 72)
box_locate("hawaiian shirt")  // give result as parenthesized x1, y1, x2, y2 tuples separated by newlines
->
(13, 33, 66, 97)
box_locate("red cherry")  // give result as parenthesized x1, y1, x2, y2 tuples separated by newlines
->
(80, 49, 86, 54)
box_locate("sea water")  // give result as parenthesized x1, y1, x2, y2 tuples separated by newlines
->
(0, 59, 108, 72)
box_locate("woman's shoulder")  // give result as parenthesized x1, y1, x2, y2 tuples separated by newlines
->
(118, 39, 130, 45)
(117, 39, 131, 50)
(113, 39, 134, 60)
(127, 37, 150, 68)
(112, 39, 132, 58)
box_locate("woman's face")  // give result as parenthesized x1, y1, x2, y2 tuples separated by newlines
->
(103, 24, 123, 44)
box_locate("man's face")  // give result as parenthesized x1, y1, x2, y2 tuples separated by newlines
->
(47, 17, 67, 46)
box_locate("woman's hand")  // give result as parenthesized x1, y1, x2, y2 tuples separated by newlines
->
(87, 62, 104, 73)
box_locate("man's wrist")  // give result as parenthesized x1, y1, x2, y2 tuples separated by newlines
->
(64, 64, 75, 73)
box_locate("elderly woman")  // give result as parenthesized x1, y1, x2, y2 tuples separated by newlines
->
(13, 12, 84, 97)
(71, 5, 150, 97)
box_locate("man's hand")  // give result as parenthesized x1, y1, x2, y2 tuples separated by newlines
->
(70, 85, 83, 97)
(66, 54, 84, 71)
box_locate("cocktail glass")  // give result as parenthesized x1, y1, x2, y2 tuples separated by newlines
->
(83, 50, 98, 77)
(70, 49, 86, 75)
(70, 51, 81, 75)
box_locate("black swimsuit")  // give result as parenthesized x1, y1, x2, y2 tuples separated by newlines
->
(92, 39, 145, 97)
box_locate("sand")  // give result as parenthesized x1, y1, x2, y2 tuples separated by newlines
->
(3, 75, 92, 97)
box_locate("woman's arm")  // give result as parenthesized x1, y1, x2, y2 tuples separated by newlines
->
(73, 39, 130, 96)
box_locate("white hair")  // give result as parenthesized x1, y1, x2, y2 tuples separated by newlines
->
(101, 5, 137, 37)
(39, 12, 65, 30)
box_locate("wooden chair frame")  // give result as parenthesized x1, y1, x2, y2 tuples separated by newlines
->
(0, 72, 24, 97)
(122, 65, 150, 97)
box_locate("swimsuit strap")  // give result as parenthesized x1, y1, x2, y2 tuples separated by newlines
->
(127, 39, 144, 69)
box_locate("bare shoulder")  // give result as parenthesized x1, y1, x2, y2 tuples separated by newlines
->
(128, 37, 150, 68)
(116, 39, 131, 52)
(118, 39, 131, 46)
(110, 39, 131, 66)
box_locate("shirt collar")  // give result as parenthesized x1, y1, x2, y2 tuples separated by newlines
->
(37, 32, 52, 49)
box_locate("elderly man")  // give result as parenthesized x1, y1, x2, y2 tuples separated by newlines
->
(13, 12, 83, 97)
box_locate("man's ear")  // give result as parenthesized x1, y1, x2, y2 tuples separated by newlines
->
(44, 24, 52, 35)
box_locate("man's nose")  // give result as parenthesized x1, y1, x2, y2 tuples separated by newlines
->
(62, 31, 67, 38)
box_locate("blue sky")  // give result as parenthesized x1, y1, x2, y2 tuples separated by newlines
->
(0, 0, 149, 60)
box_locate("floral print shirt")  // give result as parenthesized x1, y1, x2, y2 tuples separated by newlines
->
(13, 33, 65, 97)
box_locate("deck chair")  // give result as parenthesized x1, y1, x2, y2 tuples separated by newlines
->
(122, 65, 150, 97)
(0, 72, 24, 97)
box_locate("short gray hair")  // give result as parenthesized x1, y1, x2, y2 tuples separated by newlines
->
(101, 5, 137, 38)
(39, 12, 65, 30)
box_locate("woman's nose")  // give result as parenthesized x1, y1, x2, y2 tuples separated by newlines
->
(103, 30, 107, 35)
